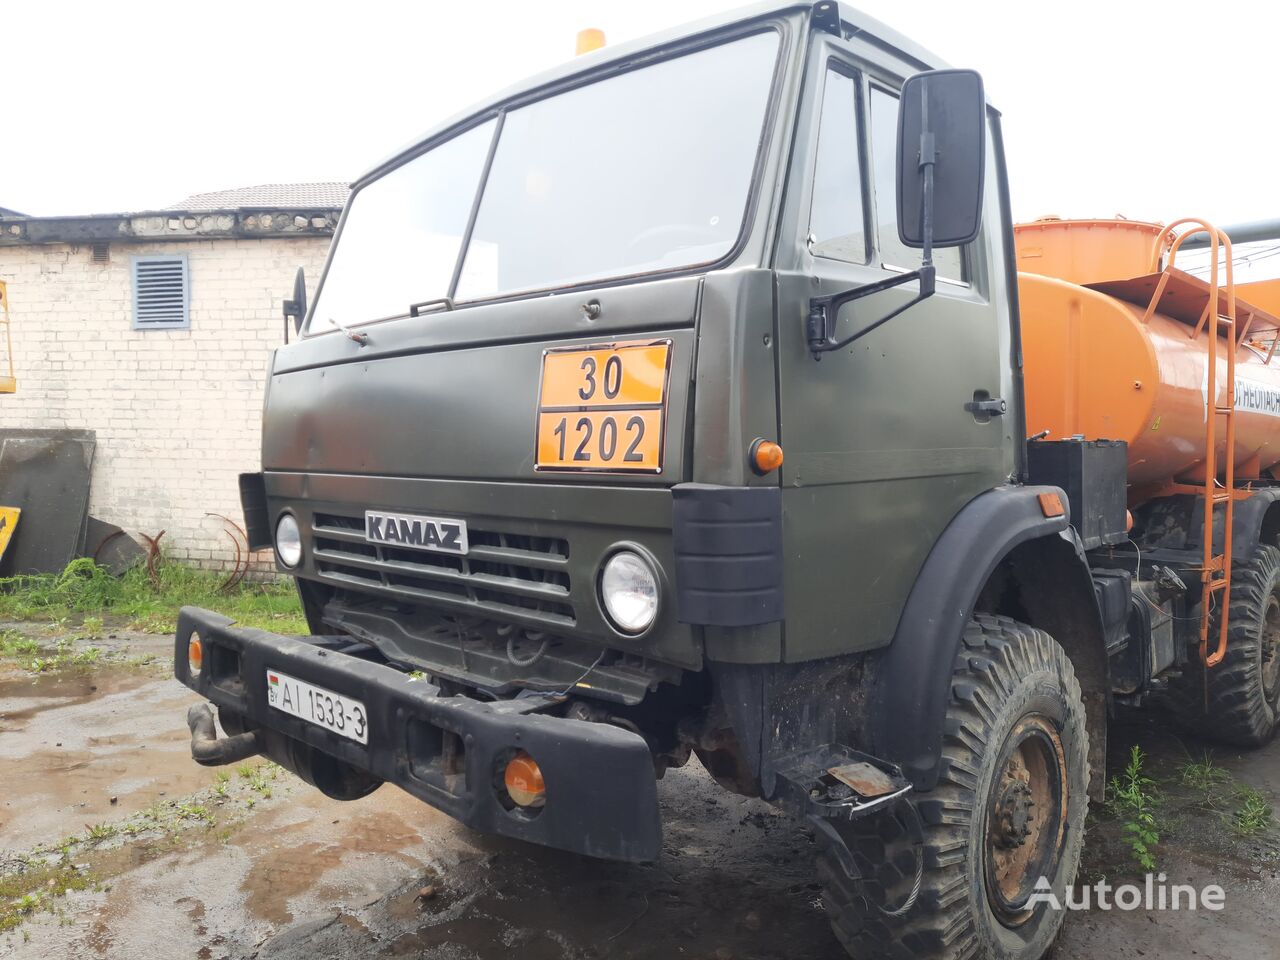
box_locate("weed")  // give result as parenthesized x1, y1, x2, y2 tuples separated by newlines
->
(0, 863, 93, 933)
(1179, 752, 1233, 808)
(0, 631, 39, 659)
(0, 558, 305, 635)
(238, 766, 274, 797)
(1231, 786, 1274, 837)
(175, 803, 211, 822)
(84, 822, 116, 842)
(213, 771, 230, 797)
(1180, 753, 1231, 791)
(1108, 745, 1160, 871)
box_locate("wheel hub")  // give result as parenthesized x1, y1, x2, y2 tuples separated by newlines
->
(993, 769, 1036, 849)
(983, 716, 1069, 928)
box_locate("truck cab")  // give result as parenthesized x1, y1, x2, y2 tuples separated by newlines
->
(175, 5, 1188, 959)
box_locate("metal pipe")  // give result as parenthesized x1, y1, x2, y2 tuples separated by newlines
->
(1180, 219, 1280, 249)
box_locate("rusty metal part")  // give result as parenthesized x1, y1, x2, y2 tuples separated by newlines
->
(140, 530, 165, 585)
(827, 761, 897, 798)
(205, 512, 250, 591)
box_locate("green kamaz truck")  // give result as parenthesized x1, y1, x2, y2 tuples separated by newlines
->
(174, 3, 1280, 958)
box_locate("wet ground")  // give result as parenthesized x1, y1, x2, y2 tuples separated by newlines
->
(1, 627, 1278, 959)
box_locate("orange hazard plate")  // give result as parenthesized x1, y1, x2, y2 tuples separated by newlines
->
(535, 340, 671, 473)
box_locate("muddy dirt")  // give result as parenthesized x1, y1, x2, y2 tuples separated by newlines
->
(1, 629, 1278, 959)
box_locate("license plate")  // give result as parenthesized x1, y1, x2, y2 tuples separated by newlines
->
(535, 340, 671, 473)
(266, 670, 369, 744)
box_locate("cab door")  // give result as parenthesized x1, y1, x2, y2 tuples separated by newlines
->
(772, 34, 1019, 661)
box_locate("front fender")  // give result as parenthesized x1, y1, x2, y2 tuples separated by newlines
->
(868, 484, 1082, 788)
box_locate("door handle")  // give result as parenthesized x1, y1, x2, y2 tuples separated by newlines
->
(965, 394, 1006, 423)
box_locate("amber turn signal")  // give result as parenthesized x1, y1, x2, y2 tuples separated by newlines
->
(1037, 491, 1065, 518)
(504, 751, 546, 808)
(750, 438, 784, 475)
(188, 635, 204, 676)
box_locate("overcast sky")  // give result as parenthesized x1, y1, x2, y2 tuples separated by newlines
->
(3, 0, 1277, 235)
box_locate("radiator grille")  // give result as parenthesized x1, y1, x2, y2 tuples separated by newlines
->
(310, 512, 574, 625)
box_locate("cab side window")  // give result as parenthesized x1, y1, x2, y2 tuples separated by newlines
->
(869, 87, 965, 281)
(808, 66, 867, 264)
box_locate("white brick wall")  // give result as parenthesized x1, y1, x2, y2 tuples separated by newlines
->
(1, 236, 331, 571)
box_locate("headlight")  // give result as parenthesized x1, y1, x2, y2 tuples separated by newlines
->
(276, 514, 303, 568)
(600, 550, 658, 634)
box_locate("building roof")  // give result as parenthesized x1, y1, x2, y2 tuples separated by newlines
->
(0, 206, 26, 218)
(166, 182, 350, 211)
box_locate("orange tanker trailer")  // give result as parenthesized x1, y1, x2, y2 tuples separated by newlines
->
(1018, 218, 1280, 493)
(1015, 216, 1280, 733)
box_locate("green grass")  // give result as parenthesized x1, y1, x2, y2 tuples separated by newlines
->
(0, 863, 94, 933)
(1231, 786, 1275, 837)
(0, 631, 39, 658)
(84, 822, 116, 842)
(0, 632, 103, 673)
(1180, 753, 1233, 793)
(0, 558, 305, 635)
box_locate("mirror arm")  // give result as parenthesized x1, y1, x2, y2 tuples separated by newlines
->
(806, 269, 931, 355)
(806, 89, 943, 359)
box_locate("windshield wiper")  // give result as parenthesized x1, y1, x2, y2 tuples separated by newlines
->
(324, 297, 455, 345)
(327, 316, 369, 345)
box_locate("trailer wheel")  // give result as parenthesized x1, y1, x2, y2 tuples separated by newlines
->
(817, 615, 1088, 960)
(1168, 544, 1280, 747)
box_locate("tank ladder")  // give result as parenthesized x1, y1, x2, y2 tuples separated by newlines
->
(0, 280, 13, 395)
(1148, 220, 1237, 670)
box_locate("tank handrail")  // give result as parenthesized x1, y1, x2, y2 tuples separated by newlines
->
(1150, 218, 1236, 340)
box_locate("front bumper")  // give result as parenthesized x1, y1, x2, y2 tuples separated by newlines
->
(173, 606, 662, 862)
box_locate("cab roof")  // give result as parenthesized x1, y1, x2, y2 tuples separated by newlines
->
(354, 1, 948, 189)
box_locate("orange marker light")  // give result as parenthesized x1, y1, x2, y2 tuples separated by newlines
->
(504, 751, 546, 808)
(575, 28, 605, 56)
(750, 439, 784, 475)
(1038, 492, 1066, 518)
(188, 635, 204, 676)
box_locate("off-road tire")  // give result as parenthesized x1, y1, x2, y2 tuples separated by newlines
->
(1166, 544, 1280, 747)
(817, 614, 1089, 960)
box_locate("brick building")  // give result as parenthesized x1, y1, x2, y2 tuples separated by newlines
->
(0, 184, 348, 571)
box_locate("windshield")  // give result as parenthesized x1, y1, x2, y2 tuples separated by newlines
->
(310, 30, 780, 329)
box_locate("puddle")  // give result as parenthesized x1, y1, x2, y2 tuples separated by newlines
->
(0, 664, 207, 849)
(235, 805, 424, 924)
(0, 667, 154, 727)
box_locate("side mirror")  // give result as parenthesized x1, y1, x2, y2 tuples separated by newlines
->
(281, 266, 307, 339)
(806, 68, 987, 357)
(896, 69, 986, 251)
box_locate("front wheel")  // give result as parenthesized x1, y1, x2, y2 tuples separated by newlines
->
(819, 614, 1089, 960)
